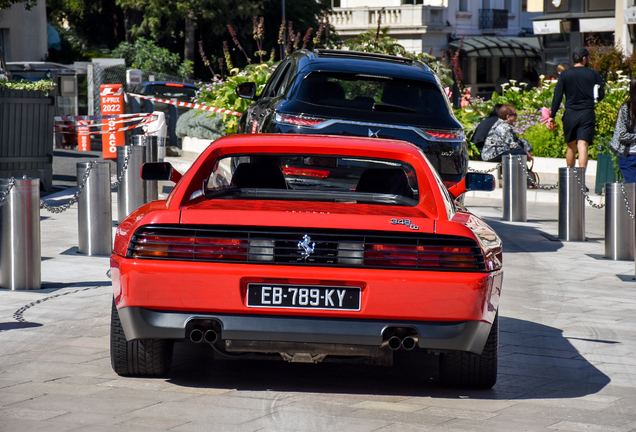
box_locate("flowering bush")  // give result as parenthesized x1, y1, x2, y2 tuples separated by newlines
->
(193, 62, 278, 133)
(455, 72, 630, 160)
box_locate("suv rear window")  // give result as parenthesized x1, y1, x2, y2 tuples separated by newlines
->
(143, 84, 196, 100)
(205, 154, 419, 206)
(295, 72, 447, 116)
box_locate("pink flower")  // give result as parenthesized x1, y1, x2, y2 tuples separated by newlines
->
(444, 87, 451, 98)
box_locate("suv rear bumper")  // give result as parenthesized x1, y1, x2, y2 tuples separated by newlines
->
(117, 306, 492, 355)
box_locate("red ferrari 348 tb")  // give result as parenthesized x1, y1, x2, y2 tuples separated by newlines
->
(110, 134, 502, 389)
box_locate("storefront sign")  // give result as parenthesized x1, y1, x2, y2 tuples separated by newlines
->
(532, 20, 561, 35)
(100, 84, 125, 159)
(625, 7, 636, 25)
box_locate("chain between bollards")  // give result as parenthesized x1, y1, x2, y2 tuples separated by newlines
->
(468, 164, 502, 174)
(39, 162, 94, 213)
(111, 149, 131, 189)
(25, 149, 132, 214)
(620, 183, 636, 220)
(514, 157, 559, 190)
(571, 168, 605, 209)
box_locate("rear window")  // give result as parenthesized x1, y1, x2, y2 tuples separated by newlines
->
(295, 72, 448, 116)
(145, 84, 196, 100)
(204, 154, 419, 206)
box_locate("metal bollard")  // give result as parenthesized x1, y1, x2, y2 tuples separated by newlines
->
(604, 182, 635, 260)
(0, 178, 41, 290)
(77, 162, 112, 256)
(132, 135, 159, 202)
(117, 145, 146, 223)
(145, 111, 167, 161)
(502, 154, 527, 222)
(558, 167, 586, 241)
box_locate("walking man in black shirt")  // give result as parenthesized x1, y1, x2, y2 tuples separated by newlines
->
(547, 47, 604, 171)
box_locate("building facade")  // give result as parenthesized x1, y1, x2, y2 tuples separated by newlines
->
(329, 0, 542, 98)
(0, 2, 48, 62)
(531, 0, 618, 75)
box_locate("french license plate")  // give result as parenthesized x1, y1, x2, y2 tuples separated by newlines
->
(247, 284, 361, 311)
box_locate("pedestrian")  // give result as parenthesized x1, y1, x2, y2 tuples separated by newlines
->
(471, 104, 503, 153)
(481, 104, 534, 163)
(610, 78, 636, 183)
(547, 47, 604, 171)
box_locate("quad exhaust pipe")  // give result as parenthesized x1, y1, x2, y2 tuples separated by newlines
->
(385, 332, 418, 351)
(189, 328, 218, 344)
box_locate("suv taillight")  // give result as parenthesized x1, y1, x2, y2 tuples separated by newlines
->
(422, 129, 464, 140)
(276, 113, 326, 126)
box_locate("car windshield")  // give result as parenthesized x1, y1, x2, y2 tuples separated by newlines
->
(295, 72, 448, 116)
(205, 154, 419, 206)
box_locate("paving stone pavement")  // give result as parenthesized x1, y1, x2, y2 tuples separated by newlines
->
(1, 188, 636, 431)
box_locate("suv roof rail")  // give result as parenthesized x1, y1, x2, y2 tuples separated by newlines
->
(313, 49, 414, 65)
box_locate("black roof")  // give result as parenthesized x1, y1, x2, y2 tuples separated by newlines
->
(290, 49, 436, 83)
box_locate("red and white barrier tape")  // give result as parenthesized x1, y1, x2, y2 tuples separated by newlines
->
(55, 113, 154, 122)
(54, 115, 156, 135)
(127, 93, 242, 117)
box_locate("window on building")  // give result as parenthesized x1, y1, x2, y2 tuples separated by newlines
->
(332, 0, 341, 7)
(522, 0, 528, 12)
(459, 0, 469, 11)
(402, 0, 424, 4)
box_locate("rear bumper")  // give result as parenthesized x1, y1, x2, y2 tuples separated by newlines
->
(117, 306, 492, 355)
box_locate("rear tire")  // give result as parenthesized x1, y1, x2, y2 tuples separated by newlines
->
(110, 299, 173, 377)
(439, 313, 498, 389)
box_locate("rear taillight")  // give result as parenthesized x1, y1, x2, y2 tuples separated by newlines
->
(364, 244, 478, 269)
(276, 113, 326, 126)
(282, 166, 330, 178)
(422, 129, 464, 140)
(195, 238, 248, 260)
(131, 236, 249, 261)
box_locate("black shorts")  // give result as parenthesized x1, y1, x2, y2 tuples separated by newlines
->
(562, 109, 595, 144)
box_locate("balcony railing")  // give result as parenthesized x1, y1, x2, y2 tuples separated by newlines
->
(479, 9, 508, 30)
(329, 2, 447, 29)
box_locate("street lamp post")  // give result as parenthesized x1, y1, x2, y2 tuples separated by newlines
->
(282, 0, 286, 59)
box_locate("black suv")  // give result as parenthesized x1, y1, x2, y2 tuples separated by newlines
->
(236, 49, 467, 186)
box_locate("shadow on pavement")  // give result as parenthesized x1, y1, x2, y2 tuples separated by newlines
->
(0, 321, 43, 332)
(166, 316, 609, 400)
(481, 217, 564, 254)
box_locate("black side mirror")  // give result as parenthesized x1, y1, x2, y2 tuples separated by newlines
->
(447, 172, 495, 199)
(465, 172, 495, 192)
(141, 162, 182, 183)
(235, 82, 257, 100)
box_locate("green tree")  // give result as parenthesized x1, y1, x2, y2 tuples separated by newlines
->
(115, 0, 262, 70)
(0, 0, 37, 10)
(47, 0, 125, 61)
(111, 37, 193, 77)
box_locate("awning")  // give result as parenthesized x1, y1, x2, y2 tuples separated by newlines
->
(579, 17, 615, 33)
(533, 19, 561, 35)
(444, 36, 540, 58)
